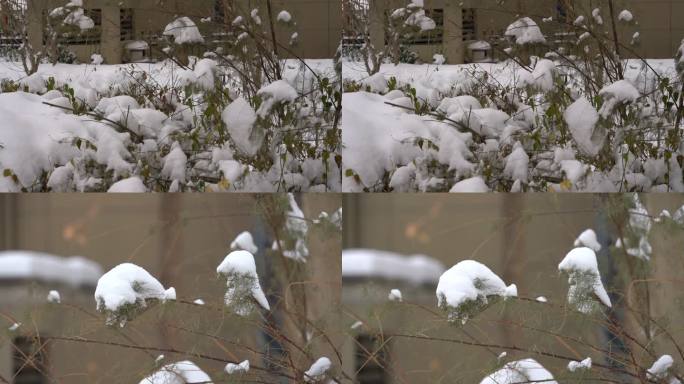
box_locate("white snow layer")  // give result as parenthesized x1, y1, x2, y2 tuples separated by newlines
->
(230, 231, 258, 254)
(558, 247, 612, 313)
(574, 229, 601, 252)
(564, 97, 604, 156)
(567, 357, 592, 372)
(304, 357, 332, 382)
(216, 250, 270, 315)
(47, 290, 61, 303)
(225, 360, 250, 374)
(221, 97, 262, 156)
(163, 17, 204, 44)
(436, 260, 516, 323)
(388, 289, 403, 302)
(107, 177, 147, 193)
(647, 355, 674, 380)
(139, 360, 212, 384)
(480, 358, 557, 384)
(0, 251, 102, 286)
(94, 263, 176, 325)
(342, 249, 445, 285)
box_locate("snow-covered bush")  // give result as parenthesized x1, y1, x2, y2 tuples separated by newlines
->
(342, 1, 684, 192)
(94, 263, 176, 327)
(0, 2, 341, 192)
(216, 250, 270, 316)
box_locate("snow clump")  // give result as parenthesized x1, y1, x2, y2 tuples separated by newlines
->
(94, 263, 176, 327)
(574, 229, 601, 252)
(480, 358, 557, 384)
(436, 260, 517, 324)
(163, 17, 204, 44)
(139, 360, 212, 384)
(505, 18, 546, 45)
(567, 357, 592, 372)
(558, 247, 611, 313)
(216, 250, 270, 316)
(304, 357, 332, 383)
(230, 231, 258, 254)
(225, 360, 250, 374)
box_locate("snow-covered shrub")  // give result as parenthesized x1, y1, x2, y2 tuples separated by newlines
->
(342, 1, 684, 192)
(94, 263, 176, 327)
(436, 260, 517, 324)
(216, 250, 270, 316)
(558, 247, 612, 314)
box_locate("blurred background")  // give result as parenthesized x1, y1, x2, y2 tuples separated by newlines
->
(0, 194, 341, 383)
(341, 194, 684, 383)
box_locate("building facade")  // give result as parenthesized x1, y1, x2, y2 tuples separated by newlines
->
(367, 0, 684, 64)
(25, 0, 341, 64)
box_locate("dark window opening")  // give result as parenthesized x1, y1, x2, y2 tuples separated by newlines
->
(355, 334, 389, 384)
(462, 8, 476, 41)
(12, 336, 49, 384)
(214, 0, 225, 25)
(120, 8, 134, 41)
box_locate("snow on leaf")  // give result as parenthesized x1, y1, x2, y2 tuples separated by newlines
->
(564, 97, 604, 157)
(94, 263, 176, 327)
(567, 357, 592, 372)
(216, 250, 270, 316)
(480, 358, 557, 384)
(558, 247, 611, 313)
(598, 80, 640, 118)
(221, 97, 262, 157)
(225, 360, 250, 374)
(436, 260, 516, 324)
(647, 355, 674, 380)
(304, 357, 332, 383)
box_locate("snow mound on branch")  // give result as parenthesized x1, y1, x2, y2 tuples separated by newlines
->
(564, 97, 604, 157)
(47, 290, 61, 303)
(94, 263, 176, 326)
(139, 360, 212, 384)
(558, 247, 611, 313)
(574, 229, 601, 252)
(647, 355, 673, 380)
(161, 142, 187, 183)
(342, 249, 444, 285)
(567, 357, 592, 372)
(230, 231, 258, 254)
(598, 80, 640, 118)
(222, 97, 262, 156)
(504, 142, 529, 183)
(216, 250, 270, 315)
(304, 357, 332, 382)
(618, 10, 633, 22)
(453, 108, 510, 138)
(449, 176, 489, 192)
(277, 10, 292, 23)
(436, 260, 517, 324)
(256, 80, 298, 117)
(19, 73, 47, 93)
(480, 358, 556, 384)
(505, 18, 546, 45)
(107, 177, 147, 193)
(163, 17, 204, 44)
(0, 251, 102, 287)
(225, 360, 250, 374)
(388, 289, 403, 302)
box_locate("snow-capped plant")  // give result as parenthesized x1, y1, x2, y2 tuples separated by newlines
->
(216, 250, 270, 316)
(94, 263, 176, 327)
(47, 290, 61, 304)
(558, 247, 612, 314)
(436, 260, 517, 324)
